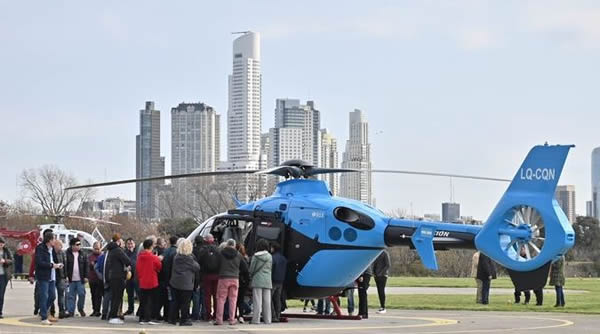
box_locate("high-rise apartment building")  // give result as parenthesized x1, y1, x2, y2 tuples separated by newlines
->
(340, 109, 372, 204)
(270, 99, 321, 167)
(587, 201, 593, 217)
(320, 128, 339, 195)
(171, 102, 220, 175)
(555, 185, 576, 224)
(592, 147, 600, 219)
(136, 101, 164, 219)
(224, 31, 262, 201)
(442, 202, 460, 222)
(227, 31, 261, 168)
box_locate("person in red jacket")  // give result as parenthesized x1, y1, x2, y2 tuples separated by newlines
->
(136, 239, 163, 325)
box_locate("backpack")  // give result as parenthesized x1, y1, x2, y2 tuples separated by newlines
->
(202, 245, 220, 273)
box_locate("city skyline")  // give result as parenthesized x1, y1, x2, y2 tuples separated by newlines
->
(1, 2, 599, 219)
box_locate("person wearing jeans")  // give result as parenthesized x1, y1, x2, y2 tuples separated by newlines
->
(66, 238, 88, 317)
(372, 249, 390, 314)
(35, 232, 62, 325)
(550, 256, 566, 307)
(476, 253, 497, 305)
(0, 237, 14, 318)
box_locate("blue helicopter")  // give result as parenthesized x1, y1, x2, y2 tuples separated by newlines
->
(67, 144, 575, 298)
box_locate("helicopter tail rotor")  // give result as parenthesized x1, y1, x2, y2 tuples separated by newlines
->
(475, 144, 575, 290)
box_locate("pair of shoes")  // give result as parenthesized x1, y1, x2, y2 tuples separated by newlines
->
(108, 318, 124, 325)
(34, 309, 39, 316)
(101, 315, 107, 320)
(48, 315, 58, 323)
(229, 320, 238, 325)
(213, 321, 223, 326)
(180, 321, 193, 326)
(124, 310, 133, 316)
(79, 310, 86, 317)
(119, 315, 125, 320)
(168, 321, 177, 325)
(58, 312, 66, 319)
(303, 307, 308, 312)
(139, 321, 148, 325)
(523, 302, 529, 305)
(376, 308, 386, 314)
(536, 303, 543, 306)
(148, 321, 160, 325)
(41, 319, 53, 325)
(554, 304, 560, 307)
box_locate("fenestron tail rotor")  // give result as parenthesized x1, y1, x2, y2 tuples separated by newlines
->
(500, 205, 545, 262)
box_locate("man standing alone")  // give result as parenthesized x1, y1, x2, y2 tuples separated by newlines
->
(476, 252, 497, 305)
(373, 249, 390, 314)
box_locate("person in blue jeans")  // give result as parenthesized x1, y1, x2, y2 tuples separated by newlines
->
(35, 231, 62, 325)
(66, 238, 88, 317)
(0, 237, 14, 319)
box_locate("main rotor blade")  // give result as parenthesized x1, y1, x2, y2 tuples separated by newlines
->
(363, 169, 510, 182)
(67, 215, 121, 226)
(65, 170, 260, 190)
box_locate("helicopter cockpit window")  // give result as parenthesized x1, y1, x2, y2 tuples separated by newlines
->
(333, 207, 375, 230)
(59, 234, 66, 243)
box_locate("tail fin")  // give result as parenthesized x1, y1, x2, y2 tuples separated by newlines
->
(475, 144, 575, 278)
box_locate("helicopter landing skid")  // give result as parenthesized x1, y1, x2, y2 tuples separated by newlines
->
(283, 296, 362, 320)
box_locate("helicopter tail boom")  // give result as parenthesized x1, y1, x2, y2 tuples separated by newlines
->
(384, 144, 575, 288)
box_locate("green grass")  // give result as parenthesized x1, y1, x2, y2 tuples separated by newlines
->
(380, 277, 600, 314)
(288, 277, 600, 314)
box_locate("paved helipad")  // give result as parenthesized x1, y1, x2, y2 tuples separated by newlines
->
(1, 281, 598, 334)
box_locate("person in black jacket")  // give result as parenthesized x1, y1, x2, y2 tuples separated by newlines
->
(35, 231, 62, 325)
(124, 238, 138, 315)
(373, 249, 391, 314)
(476, 253, 497, 305)
(191, 235, 204, 321)
(155, 236, 177, 322)
(0, 237, 13, 319)
(270, 242, 287, 323)
(357, 265, 372, 319)
(105, 234, 131, 325)
(65, 238, 89, 317)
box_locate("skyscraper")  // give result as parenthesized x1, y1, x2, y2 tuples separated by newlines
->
(227, 31, 261, 169)
(587, 201, 593, 217)
(136, 101, 164, 219)
(442, 202, 460, 222)
(171, 102, 220, 175)
(592, 147, 600, 219)
(270, 99, 320, 166)
(320, 128, 339, 195)
(224, 31, 261, 201)
(555, 185, 576, 224)
(340, 109, 372, 204)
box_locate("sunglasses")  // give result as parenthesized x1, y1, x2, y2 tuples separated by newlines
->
(75, 243, 81, 246)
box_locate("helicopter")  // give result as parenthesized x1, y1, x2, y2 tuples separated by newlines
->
(67, 144, 575, 298)
(0, 213, 120, 252)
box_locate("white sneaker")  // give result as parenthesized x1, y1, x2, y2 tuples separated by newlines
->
(139, 321, 148, 325)
(377, 308, 386, 314)
(303, 307, 308, 312)
(348, 311, 354, 316)
(238, 316, 245, 324)
(41, 319, 53, 325)
(148, 321, 160, 325)
(109, 318, 124, 324)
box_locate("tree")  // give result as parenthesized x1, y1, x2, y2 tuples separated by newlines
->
(158, 217, 198, 238)
(20, 165, 95, 215)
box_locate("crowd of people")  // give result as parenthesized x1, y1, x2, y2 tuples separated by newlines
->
(22, 228, 296, 326)
(471, 250, 566, 307)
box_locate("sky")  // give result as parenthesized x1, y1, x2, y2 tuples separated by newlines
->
(1, 1, 599, 220)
